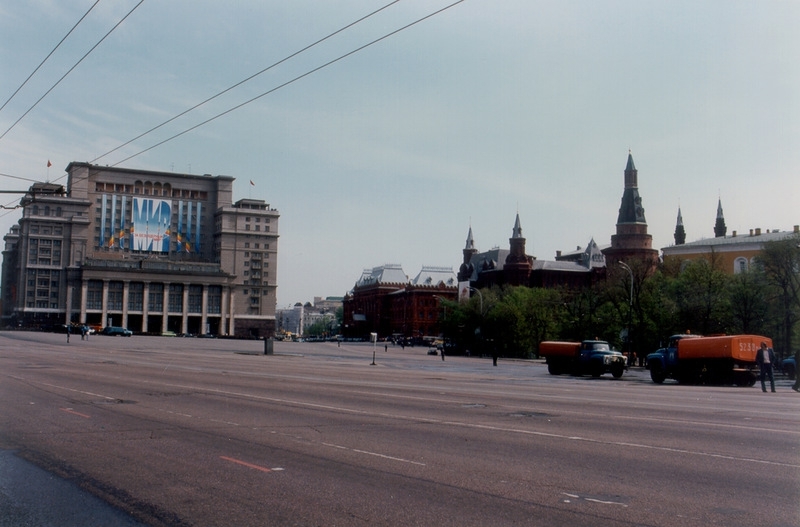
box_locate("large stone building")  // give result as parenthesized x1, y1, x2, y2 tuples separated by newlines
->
(1, 163, 279, 337)
(456, 219, 606, 292)
(456, 153, 659, 294)
(662, 198, 799, 274)
(342, 264, 457, 341)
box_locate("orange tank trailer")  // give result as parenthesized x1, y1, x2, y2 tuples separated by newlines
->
(539, 341, 581, 358)
(676, 335, 772, 362)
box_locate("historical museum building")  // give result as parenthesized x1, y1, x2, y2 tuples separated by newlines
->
(342, 264, 457, 340)
(1, 162, 279, 337)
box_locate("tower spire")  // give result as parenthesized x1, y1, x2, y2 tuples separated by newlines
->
(714, 198, 727, 238)
(674, 207, 686, 245)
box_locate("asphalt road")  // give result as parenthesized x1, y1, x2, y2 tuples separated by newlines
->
(0, 331, 797, 527)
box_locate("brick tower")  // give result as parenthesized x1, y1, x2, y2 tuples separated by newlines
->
(601, 152, 659, 274)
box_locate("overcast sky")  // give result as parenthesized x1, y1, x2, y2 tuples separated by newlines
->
(1, 0, 798, 308)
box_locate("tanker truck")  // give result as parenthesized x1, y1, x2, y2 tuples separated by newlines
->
(646, 334, 770, 386)
(539, 340, 626, 378)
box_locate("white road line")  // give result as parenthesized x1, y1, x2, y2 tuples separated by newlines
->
(322, 442, 426, 466)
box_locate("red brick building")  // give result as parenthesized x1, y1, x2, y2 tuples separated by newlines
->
(342, 265, 457, 341)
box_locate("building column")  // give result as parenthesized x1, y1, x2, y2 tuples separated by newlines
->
(227, 287, 236, 336)
(101, 279, 109, 327)
(64, 285, 73, 326)
(80, 280, 88, 325)
(142, 282, 150, 333)
(162, 284, 169, 334)
(181, 283, 189, 335)
(201, 285, 209, 335)
(220, 286, 229, 336)
(122, 280, 130, 329)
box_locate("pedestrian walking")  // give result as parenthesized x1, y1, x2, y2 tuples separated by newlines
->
(66, 325, 70, 343)
(755, 341, 776, 393)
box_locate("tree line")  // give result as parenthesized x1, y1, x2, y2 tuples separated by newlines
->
(439, 235, 800, 369)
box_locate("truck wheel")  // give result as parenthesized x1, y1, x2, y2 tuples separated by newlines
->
(650, 366, 666, 384)
(611, 364, 624, 378)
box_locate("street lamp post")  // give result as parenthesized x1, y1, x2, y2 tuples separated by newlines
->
(618, 261, 633, 363)
(468, 287, 483, 315)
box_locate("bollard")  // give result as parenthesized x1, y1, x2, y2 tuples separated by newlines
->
(264, 337, 273, 355)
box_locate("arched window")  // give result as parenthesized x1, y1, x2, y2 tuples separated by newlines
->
(734, 257, 748, 274)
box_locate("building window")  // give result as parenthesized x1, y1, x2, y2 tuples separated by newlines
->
(168, 284, 183, 312)
(108, 281, 124, 311)
(188, 285, 202, 313)
(149, 283, 164, 311)
(734, 257, 748, 274)
(129, 282, 144, 311)
(207, 286, 221, 314)
(87, 280, 103, 310)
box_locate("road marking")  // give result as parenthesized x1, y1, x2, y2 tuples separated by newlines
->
(60, 407, 91, 419)
(562, 492, 628, 507)
(321, 442, 426, 466)
(220, 456, 281, 473)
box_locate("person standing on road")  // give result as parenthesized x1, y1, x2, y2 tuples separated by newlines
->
(66, 325, 70, 343)
(755, 341, 776, 393)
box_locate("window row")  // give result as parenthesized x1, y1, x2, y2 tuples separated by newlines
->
(83, 281, 224, 314)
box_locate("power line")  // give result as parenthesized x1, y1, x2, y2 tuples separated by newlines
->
(91, 0, 402, 164)
(0, 0, 145, 142)
(0, 0, 101, 115)
(111, 0, 466, 167)
(0, 172, 40, 183)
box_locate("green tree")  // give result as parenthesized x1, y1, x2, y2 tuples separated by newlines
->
(727, 270, 770, 335)
(671, 258, 731, 335)
(755, 234, 800, 391)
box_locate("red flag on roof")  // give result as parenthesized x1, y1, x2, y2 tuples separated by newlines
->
(47, 160, 52, 167)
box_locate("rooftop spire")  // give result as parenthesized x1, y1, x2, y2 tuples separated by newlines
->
(714, 198, 727, 238)
(674, 207, 686, 245)
(512, 212, 523, 238)
(624, 150, 638, 188)
(616, 152, 646, 224)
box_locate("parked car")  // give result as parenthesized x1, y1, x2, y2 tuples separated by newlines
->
(101, 326, 132, 337)
(779, 356, 796, 380)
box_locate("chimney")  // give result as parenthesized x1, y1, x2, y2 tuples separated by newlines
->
(556, 250, 562, 257)
(732, 230, 737, 237)
(795, 225, 799, 233)
(755, 228, 762, 235)
(749, 229, 754, 236)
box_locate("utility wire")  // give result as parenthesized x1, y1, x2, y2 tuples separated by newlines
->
(0, 0, 145, 142)
(92, 0, 402, 164)
(112, 0, 466, 167)
(0, 172, 40, 183)
(0, 0, 101, 115)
